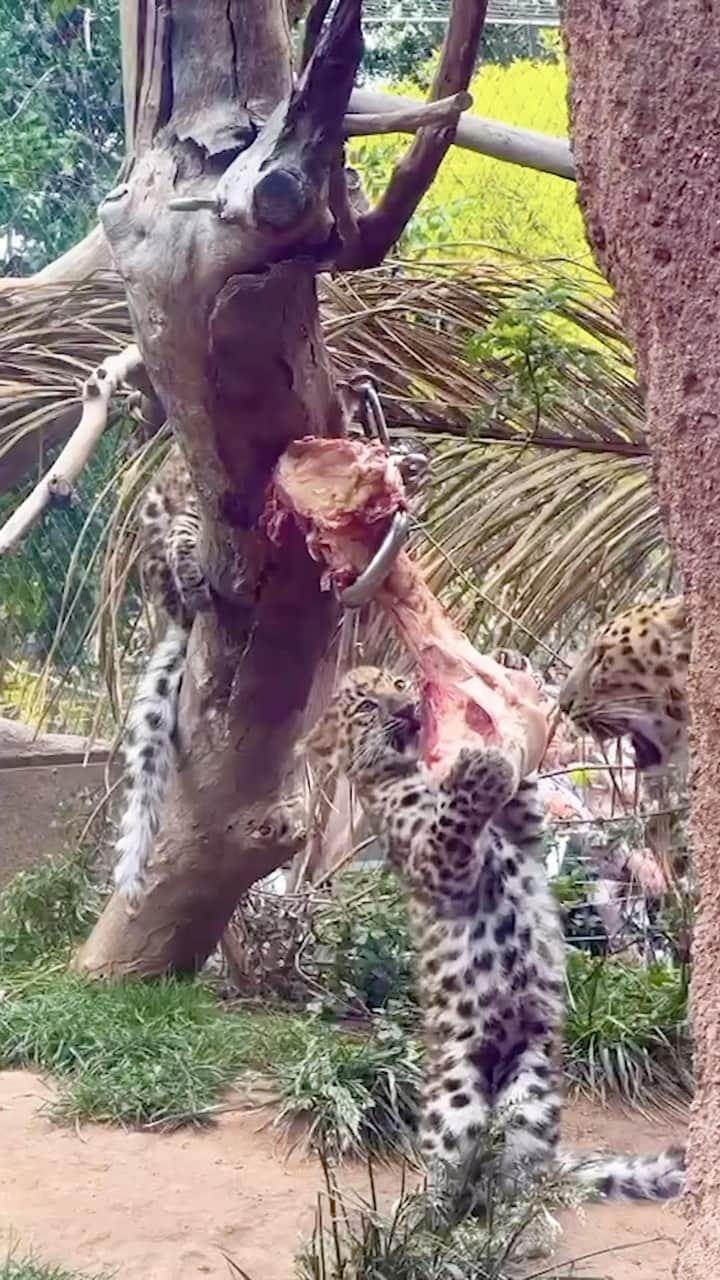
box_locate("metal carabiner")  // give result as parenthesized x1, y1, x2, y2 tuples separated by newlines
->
(340, 511, 410, 609)
(338, 372, 412, 609)
(346, 371, 391, 450)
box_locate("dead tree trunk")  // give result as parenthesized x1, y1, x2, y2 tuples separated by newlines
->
(563, 6, 720, 1274)
(76, 0, 487, 976)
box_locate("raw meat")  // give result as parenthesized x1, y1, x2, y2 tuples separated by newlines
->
(264, 436, 549, 782)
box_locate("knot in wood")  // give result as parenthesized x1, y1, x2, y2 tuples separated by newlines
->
(47, 475, 78, 508)
(252, 168, 308, 230)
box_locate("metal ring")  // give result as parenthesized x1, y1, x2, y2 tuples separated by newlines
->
(339, 511, 410, 608)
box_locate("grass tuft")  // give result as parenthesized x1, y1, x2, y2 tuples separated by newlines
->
(296, 1150, 587, 1280)
(0, 852, 101, 966)
(273, 1020, 422, 1157)
(565, 949, 691, 1105)
(0, 1254, 105, 1280)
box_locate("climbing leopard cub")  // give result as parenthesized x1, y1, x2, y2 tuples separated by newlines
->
(113, 444, 210, 903)
(304, 667, 685, 1202)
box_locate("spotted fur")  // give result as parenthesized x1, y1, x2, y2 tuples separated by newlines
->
(558, 597, 689, 774)
(304, 667, 685, 1202)
(113, 446, 210, 902)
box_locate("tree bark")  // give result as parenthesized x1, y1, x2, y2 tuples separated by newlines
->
(72, 0, 486, 977)
(563, 6, 720, 1275)
(75, 0, 361, 977)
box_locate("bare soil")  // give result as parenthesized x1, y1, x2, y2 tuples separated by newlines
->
(0, 1070, 686, 1279)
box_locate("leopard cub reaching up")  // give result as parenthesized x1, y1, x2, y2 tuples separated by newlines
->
(304, 666, 684, 1202)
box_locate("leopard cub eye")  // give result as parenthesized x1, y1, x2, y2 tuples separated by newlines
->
(357, 698, 378, 714)
(393, 677, 407, 691)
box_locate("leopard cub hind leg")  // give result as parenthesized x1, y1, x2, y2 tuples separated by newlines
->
(413, 768, 565, 1204)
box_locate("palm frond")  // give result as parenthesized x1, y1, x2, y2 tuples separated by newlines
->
(0, 255, 667, 728)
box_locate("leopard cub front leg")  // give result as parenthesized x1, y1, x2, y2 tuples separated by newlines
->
(440, 746, 519, 831)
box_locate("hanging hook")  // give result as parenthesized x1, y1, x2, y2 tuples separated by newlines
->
(340, 511, 411, 609)
(338, 373, 418, 609)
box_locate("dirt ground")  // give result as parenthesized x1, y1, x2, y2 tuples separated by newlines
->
(0, 1070, 686, 1279)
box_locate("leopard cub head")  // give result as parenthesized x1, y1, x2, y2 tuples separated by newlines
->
(302, 666, 422, 778)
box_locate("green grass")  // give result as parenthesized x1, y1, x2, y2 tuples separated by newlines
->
(0, 849, 691, 1155)
(0, 972, 306, 1126)
(350, 55, 593, 268)
(0, 962, 421, 1144)
(0, 853, 422, 1147)
(0, 1257, 105, 1280)
(565, 949, 691, 1105)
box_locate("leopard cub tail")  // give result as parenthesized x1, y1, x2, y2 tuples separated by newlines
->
(112, 623, 188, 903)
(558, 1146, 685, 1201)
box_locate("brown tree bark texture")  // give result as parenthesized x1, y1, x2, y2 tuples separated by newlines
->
(75, 0, 488, 977)
(563, 5, 720, 1274)
(75, 0, 359, 976)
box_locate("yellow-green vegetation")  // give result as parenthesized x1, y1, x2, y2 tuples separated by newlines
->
(351, 51, 592, 266)
(0, 1260, 105, 1280)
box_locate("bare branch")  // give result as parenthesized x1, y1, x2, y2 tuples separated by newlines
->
(343, 90, 473, 138)
(337, 0, 489, 269)
(300, 0, 333, 72)
(0, 344, 142, 556)
(348, 87, 575, 179)
(328, 165, 362, 258)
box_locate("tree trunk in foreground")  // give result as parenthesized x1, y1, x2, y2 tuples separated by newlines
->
(75, 2, 354, 976)
(563, 6, 720, 1274)
(75, 0, 487, 976)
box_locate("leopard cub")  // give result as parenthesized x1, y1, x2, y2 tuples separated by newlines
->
(304, 666, 685, 1203)
(113, 444, 210, 903)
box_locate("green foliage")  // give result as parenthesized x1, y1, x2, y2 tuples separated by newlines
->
(362, 12, 445, 83)
(361, 12, 556, 84)
(312, 869, 416, 1015)
(465, 278, 616, 429)
(0, 423, 138, 672)
(565, 950, 691, 1103)
(0, 0, 123, 274)
(0, 1258, 104, 1280)
(350, 57, 589, 264)
(0, 849, 101, 966)
(298, 1151, 583, 1280)
(274, 1018, 422, 1157)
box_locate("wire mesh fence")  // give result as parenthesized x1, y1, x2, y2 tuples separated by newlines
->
(0, 422, 143, 738)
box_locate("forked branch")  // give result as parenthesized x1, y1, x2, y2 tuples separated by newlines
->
(337, 0, 489, 269)
(214, 0, 363, 235)
(343, 91, 473, 137)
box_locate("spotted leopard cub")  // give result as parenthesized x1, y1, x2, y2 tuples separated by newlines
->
(304, 667, 685, 1203)
(113, 445, 211, 903)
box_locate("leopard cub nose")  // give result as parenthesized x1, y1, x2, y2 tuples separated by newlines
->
(398, 704, 422, 736)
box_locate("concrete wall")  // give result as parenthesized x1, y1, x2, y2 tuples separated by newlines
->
(1, 761, 112, 889)
(0, 717, 114, 889)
